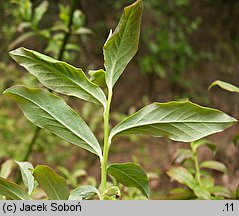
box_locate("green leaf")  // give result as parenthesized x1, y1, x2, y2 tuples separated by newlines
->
(165, 188, 194, 200)
(33, 165, 69, 200)
(209, 186, 234, 199)
(0, 177, 31, 200)
(193, 185, 212, 200)
(15, 161, 35, 194)
(173, 148, 193, 163)
(4, 86, 102, 158)
(9, 47, 106, 107)
(200, 160, 227, 173)
(0, 160, 14, 178)
(103, 0, 143, 89)
(69, 185, 100, 200)
(201, 176, 215, 189)
(167, 167, 196, 189)
(109, 101, 237, 143)
(209, 80, 239, 93)
(88, 69, 106, 87)
(108, 162, 150, 198)
(103, 186, 121, 199)
(33, 1, 49, 27)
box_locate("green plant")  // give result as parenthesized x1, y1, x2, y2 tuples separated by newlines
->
(10, 0, 91, 61)
(209, 80, 239, 94)
(166, 139, 237, 199)
(1, 0, 237, 200)
(0, 0, 91, 162)
(209, 80, 239, 146)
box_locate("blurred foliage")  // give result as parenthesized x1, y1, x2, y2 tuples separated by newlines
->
(140, 0, 201, 84)
(10, 0, 92, 60)
(165, 139, 238, 200)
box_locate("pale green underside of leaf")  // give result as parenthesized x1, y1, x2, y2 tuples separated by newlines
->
(109, 101, 237, 143)
(88, 69, 106, 87)
(209, 80, 239, 93)
(69, 185, 100, 200)
(10, 47, 106, 107)
(4, 86, 102, 158)
(103, 0, 143, 89)
(33, 165, 69, 200)
(200, 160, 227, 173)
(108, 162, 150, 198)
(0, 177, 31, 200)
(16, 161, 35, 195)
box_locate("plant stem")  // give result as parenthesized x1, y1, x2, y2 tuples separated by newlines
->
(22, 127, 41, 162)
(100, 89, 112, 198)
(21, 0, 78, 162)
(193, 150, 201, 186)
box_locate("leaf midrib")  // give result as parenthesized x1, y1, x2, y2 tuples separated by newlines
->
(15, 91, 100, 156)
(106, 7, 135, 88)
(41, 175, 62, 200)
(15, 51, 105, 106)
(111, 120, 233, 137)
(0, 180, 30, 200)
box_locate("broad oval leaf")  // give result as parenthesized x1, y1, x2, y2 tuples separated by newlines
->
(33, 165, 69, 200)
(0, 177, 31, 200)
(167, 167, 196, 189)
(16, 161, 35, 194)
(200, 160, 227, 173)
(107, 162, 150, 199)
(69, 185, 100, 200)
(209, 80, 239, 93)
(9, 47, 106, 107)
(109, 101, 237, 143)
(103, 0, 143, 89)
(4, 86, 102, 158)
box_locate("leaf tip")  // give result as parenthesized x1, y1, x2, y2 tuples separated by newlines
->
(208, 81, 216, 91)
(3, 88, 11, 95)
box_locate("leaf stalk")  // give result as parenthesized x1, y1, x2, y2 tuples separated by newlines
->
(192, 148, 201, 186)
(100, 89, 112, 198)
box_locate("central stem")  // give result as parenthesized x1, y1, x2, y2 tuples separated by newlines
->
(100, 89, 112, 198)
(193, 150, 201, 186)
